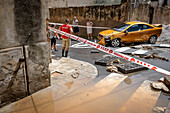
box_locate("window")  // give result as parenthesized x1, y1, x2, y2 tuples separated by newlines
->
(111, 23, 130, 32)
(127, 24, 142, 32)
(142, 24, 153, 30)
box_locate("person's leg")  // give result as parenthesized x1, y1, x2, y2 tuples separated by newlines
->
(90, 33, 93, 40)
(62, 39, 66, 57)
(54, 38, 57, 51)
(65, 39, 70, 57)
(87, 33, 90, 39)
(51, 39, 53, 49)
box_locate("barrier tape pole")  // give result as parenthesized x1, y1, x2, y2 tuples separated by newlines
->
(49, 22, 110, 29)
(48, 26, 170, 76)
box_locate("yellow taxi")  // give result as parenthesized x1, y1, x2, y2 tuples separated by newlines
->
(97, 21, 162, 47)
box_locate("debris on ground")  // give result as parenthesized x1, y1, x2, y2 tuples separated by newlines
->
(84, 82, 88, 86)
(112, 58, 122, 64)
(109, 58, 122, 66)
(71, 69, 80, 79)
(142, 46, 153, 50)
(106, 65, 118, 73)
(153, 107, 166, 113)
(91, 50, 100, 53)
(158, 77, 164, 83)
(164, 76, 170, 88)
(137, 52, 169, 61)
(95, 56, 118, 66)
(150, 82, 170, 93)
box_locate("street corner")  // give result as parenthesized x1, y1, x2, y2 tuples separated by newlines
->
(49, 57, 98, 87)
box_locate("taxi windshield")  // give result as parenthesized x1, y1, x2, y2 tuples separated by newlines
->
(111, 23, 130, 32)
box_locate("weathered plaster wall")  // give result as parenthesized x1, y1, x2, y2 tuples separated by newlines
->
(0, 0, 50, 107)
(49, 2, 129, 37)
(131, 3, 170, 25)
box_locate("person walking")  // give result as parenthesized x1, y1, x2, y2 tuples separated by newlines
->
(59, 19, 73, 57)
(49, 24, 59, 51)
(72, 16, 79, 36)
(86, 19, 93, 40)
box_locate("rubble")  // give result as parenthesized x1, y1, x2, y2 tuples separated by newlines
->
(150, 82, 170, 93)
(95, 56, 118, 66)
(71, 69, 80, 79)
(112, 59, 122, 64)
(153, 107, 166, 113)
(106, 65, 118, 73)
(158, 77, 164, 83)
(142, 46, 153, 50)
(164, 76, 170, 87)
(138, 52, 169, 61)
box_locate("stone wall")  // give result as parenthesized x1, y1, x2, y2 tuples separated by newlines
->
(49, 2, 129, 37)
(131, 2, 170, 25)
(0, 0, 50, 107)
(48, 0, 121, 8)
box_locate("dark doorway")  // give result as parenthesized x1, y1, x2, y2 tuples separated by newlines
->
(149, 7, 154, 24)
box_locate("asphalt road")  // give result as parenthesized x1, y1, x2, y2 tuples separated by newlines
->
(53, 39, 170, 81)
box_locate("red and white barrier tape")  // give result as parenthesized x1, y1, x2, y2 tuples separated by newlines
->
(49, 22, 110, 29)
(48, 26, 170, 76)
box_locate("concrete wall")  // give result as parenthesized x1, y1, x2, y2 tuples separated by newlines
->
(49, 2, 129, 38)
(48, 0, 121, 8)
(131, 2, 170, 25)
(0, 0, 50, 107)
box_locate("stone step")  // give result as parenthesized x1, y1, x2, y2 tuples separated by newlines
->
(120, 80, 161, 113)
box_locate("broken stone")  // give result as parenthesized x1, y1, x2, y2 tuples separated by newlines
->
(71, 72, 80, 79)
(112, 58, 122, 64)
(153, 107, 166, 113)
(84, 83, 88, 86)
(150, 82, 170, 93)
(106, 65, 118, 73)
(164, 76, 170, 87)
(158, 77, 164, 83)
(142, 46, 153, 50)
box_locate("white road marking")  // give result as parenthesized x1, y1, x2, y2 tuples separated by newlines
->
(160, 44, 170, 48)
(70, 42, 92, 48)
(115, 47, 131, 52)
(132, 49, 148, 54)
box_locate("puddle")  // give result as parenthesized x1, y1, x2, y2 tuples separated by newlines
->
(64, 81, 74, 89)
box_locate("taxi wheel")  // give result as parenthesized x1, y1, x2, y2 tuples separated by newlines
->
(111, 38, 121, 47)
(148, 35, 157, 44)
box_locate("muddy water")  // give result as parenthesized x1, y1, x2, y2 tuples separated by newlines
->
(64, 81, 74, 89)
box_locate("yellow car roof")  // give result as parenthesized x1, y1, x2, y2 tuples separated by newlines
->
(125, 21, 155, 27)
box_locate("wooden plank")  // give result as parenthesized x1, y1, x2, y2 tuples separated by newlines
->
(120, 80, 161, 113)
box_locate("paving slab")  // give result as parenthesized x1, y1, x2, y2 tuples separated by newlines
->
(120, 80, 161, 113)
(0, 96, 37, 113)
